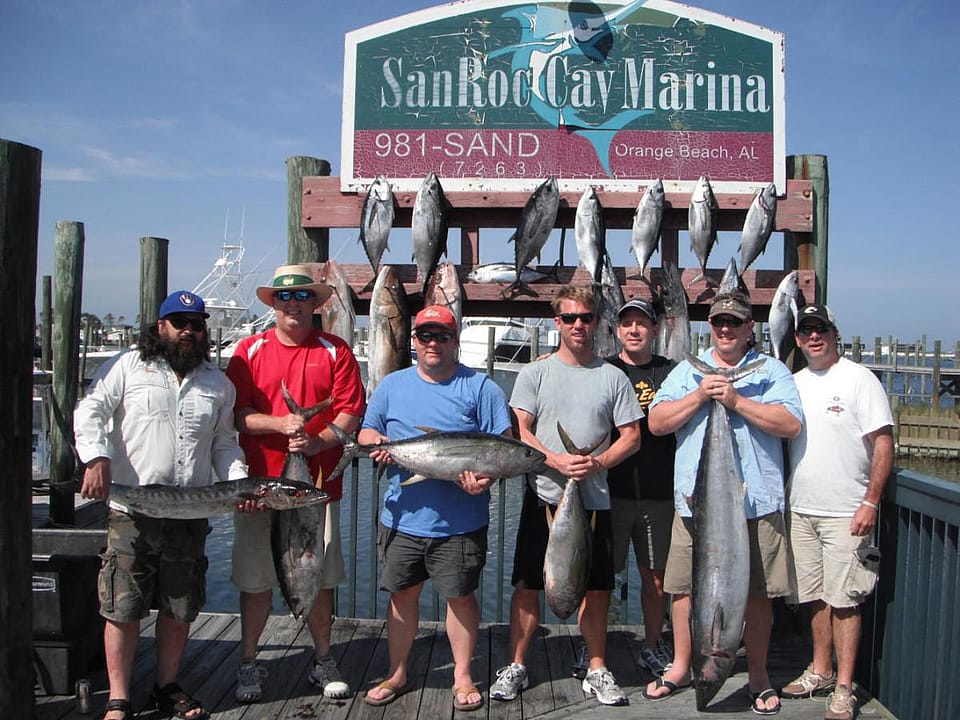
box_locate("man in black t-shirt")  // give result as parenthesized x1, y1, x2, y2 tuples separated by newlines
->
(605, 298, 677, 677)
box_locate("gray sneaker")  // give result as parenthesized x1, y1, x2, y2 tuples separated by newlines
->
(637, 639, 673, 676)
(825, 685, 856, 720)
(781, 663, 837, 699)
(571, 641, 589, 679)
(309, 655, 351, 699)
(235, 660, 268, 703)
(582, 667, 627, 706)
(490, 663, 529, 701)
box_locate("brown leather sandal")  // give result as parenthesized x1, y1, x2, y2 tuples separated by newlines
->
(101, 698, 132, 720)
(152, 682, 210, 720)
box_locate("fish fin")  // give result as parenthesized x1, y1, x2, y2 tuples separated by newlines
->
(685, 353, 765, 382)
(686, 271, 705, 289)
(325, 423, 358, 481)
(710, 604, 726, 645)
(280, 380, 300, 414)
(507, 232, 516, 244)
(556, 422, 607, 455)
(502, 279, 538, 298)
(300, 397, 333, 422)
(414, 425, 441, 435)
(400, 474, 427, 486)
(556, 422, 579, 454)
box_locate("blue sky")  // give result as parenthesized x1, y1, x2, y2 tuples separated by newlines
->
(2, 0, 957, 341)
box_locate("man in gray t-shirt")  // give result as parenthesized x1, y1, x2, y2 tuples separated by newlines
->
(490, 286, 643, 707)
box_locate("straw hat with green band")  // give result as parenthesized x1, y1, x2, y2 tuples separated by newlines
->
(256, 263, 332, 306)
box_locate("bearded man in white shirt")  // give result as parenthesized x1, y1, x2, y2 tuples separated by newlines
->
(76, 291, 247, 720)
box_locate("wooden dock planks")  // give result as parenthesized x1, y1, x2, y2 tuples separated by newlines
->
(36, 613, 890, 720)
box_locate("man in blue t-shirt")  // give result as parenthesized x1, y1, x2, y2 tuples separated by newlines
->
(359, 305, 512, 712)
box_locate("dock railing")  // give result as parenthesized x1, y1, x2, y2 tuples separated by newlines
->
(861, 467, 960, 720)
(332, 452, 658, 626)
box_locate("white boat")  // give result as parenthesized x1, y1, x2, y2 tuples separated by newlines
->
(458, 317, 559, 369)
(193, 212, 268, 350)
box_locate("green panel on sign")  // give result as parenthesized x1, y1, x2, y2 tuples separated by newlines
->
(354, 3, 774, 133)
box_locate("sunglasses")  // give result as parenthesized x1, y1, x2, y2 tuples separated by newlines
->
(166, 315, 206, 332)
(709, 315, 745, 329)
(558, 312, 595, 325)
(798, 323, 832, 336)
(415, 330, 454, 344)
(273, 289, 314, 302)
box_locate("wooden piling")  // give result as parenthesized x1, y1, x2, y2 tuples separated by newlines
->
(287, 156, 331, 263)
(50, 221, 84, 523)
(933, 340, 942, 406)
(0, 137, 42, 720)
(784, 154, 829, 303)
(40, 275, 52, 371)
(139, 236, 168, 327)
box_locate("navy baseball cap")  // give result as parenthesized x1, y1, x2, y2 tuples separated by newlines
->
(617, 298, 658, 322)
(158, 290, 209, 318)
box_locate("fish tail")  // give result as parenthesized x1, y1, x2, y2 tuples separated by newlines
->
(502, 279, 538, 298)
(326, 422, 359, 481)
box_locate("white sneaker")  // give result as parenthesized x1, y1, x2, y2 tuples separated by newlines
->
(235, 660, 268, 703)
(582, 667, 627, 706)
(308, 655, 351, 698)
(490, 663, 529, 701)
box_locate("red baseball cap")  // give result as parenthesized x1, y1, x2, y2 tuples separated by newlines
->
(414, 305, 458, 333)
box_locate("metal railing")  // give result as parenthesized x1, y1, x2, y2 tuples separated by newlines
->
(333, 455, 635, 626)
(860, 468, 960, 720)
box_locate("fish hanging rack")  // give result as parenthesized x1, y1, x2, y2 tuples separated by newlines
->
(300, 175, 817, 320)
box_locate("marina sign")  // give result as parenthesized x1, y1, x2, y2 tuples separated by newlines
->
(342, 0, 785, 193)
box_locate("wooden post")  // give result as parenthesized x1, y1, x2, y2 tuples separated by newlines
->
(0, 137, 42, 719)
(287, 156, 331, 263)
(852, 336, 862, 363)
(486, 326, 495, 376)
(139, 236, 168, 328)
(784, 155, 829, 303)
(932, 340, 942, 408)
(41, 275, 53, 371)
(49, 221, 85, 524)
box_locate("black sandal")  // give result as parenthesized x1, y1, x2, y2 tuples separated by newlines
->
(152, 682, 210, 720)
(101, 698, 132, 720)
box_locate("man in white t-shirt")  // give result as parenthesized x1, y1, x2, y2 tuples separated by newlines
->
(784, 304, 894, 720)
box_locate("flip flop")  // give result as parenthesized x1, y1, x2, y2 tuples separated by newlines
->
(750, 688, 781, 716)
(452, 685, 483, 712)
(641, 676, 691, 702)
(364, 680, 406, 707)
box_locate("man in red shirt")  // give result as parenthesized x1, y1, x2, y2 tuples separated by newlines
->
(227, 264, 365, 703)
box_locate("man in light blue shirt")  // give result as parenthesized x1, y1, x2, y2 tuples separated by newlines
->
(642, 291, 802, 715)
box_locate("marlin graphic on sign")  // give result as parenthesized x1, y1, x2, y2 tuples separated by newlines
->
(490, 0, 654, 176)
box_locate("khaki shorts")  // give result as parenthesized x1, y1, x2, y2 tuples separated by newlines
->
(231, 501, 344, 593)
(611, 498, 673, 572)
(663, 511, 791, 598)
(98, 510, 209, 624)
(787, 513, 878, 608)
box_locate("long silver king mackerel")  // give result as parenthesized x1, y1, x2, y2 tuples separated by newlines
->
(685, 353, 766, 710)
(108, 477, 328, 519)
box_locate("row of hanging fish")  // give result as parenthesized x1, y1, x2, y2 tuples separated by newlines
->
(358, 173, 780, 295)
